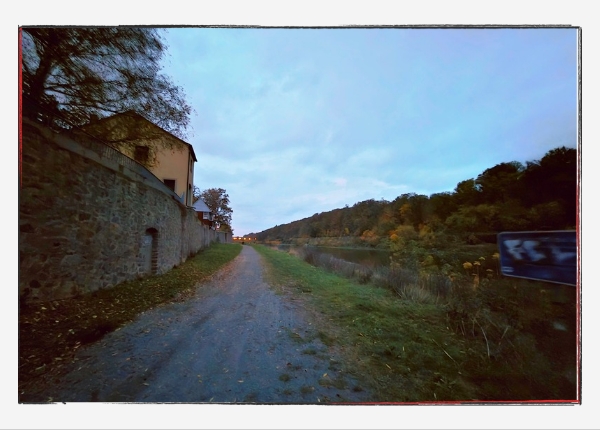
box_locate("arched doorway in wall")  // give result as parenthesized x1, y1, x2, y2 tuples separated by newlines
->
(142, 228, 159, 275)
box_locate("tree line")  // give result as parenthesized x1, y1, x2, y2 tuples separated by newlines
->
(253, 146, 577, 247)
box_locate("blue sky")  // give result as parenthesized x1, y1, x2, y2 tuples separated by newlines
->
(160, 27, 578, 237)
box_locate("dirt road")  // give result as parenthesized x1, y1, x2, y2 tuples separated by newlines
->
(21, 246, 371, 403)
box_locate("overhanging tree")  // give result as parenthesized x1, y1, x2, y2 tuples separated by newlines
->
(20, 27, 192, 139)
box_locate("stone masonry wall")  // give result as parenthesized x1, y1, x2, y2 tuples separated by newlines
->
(19, 119, 225, 303)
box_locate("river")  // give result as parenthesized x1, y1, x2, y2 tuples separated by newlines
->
(274, 244, 392, 268)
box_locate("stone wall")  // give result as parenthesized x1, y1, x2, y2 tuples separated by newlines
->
(19, 119, 230, 303)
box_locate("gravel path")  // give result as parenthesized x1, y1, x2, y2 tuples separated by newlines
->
(21, 246, 371, 404)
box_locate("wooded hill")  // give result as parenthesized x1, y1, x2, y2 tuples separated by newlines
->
(253, 146, 577, 247)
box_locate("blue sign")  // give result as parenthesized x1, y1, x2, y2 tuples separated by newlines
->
(497, 231, 577, 286)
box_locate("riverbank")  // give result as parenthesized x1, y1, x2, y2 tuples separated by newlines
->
(261, 236, 387, 249)
(254, 244, 578, 402)
(254, 243, 477, 401)
(262, 239, 499, 273)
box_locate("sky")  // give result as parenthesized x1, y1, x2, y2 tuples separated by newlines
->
(160, 26, 578, 237)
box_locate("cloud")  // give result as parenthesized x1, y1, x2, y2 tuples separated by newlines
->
(161, 27, 578, 236)
(333, 178, 347, 187)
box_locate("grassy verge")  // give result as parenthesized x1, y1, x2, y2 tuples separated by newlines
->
(19, 243, 242, 391)
(254, 244, 578, 402)
(253, 244, 478, 402)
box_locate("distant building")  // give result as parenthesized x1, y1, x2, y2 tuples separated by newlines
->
(233, 236, 256, 243)
(79, 111, 197, 206)
(193, 199, 215, 230)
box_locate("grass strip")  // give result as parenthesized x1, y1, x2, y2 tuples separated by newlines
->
(253, 244, 478, 402)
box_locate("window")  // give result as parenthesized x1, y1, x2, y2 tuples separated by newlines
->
(163, 179, 176, 192)
(134, 146, 150, 164)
